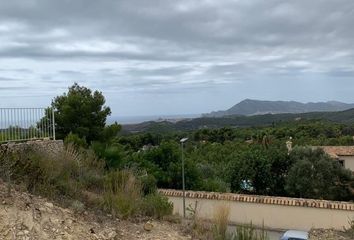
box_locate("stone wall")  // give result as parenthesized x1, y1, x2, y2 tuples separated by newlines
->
(159, 189, 354, 231)
(0, 140, 64, 158)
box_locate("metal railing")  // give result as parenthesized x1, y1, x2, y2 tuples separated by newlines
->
(0, 108, 55, 143)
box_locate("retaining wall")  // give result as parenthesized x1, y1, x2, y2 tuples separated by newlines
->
(159, 189, 354, 231)
(0, 140, 64, 158)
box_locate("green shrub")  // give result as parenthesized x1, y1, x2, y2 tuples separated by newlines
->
(140, 193, 173, 219)
(64, 133, 87, 148)
(0, 144, 173, 220)
(79, 149, 105, 192)
(71, 200, 85, 214)
(201, 178, 229, 192)
(140, 174, 157, 195)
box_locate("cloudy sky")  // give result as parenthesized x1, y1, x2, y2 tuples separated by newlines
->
(1, 0, 354, 118)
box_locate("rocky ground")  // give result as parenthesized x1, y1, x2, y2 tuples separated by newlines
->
(0, 181, 190, 240)
(309, 229, 353, 240)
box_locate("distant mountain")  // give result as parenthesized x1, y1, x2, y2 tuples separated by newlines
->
(203, 99, 354, 117)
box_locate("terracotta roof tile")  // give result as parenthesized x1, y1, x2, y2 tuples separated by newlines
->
(314, 146, 354, 158)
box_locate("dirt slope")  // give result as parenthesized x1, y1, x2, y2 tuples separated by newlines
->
(0, 181, 190, 240)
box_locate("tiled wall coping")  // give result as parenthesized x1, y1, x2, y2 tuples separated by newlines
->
(159, 189, 354, 211)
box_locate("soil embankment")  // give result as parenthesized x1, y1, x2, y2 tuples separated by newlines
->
(0, 180, 189, 240)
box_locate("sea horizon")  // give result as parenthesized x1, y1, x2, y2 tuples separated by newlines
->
(108, 113, 201, 125)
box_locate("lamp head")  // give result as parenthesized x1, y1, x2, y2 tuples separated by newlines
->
(180, 137, 189, 143)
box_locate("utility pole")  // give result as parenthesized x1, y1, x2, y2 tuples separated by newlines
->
(180, 137, 188, 218)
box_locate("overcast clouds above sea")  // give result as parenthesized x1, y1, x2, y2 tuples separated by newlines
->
(0, 0, 354, 116)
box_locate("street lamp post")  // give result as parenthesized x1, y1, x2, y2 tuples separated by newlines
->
(180, 137, 188, 218)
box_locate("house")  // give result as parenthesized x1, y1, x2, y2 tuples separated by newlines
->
(317, 146, 354, 171)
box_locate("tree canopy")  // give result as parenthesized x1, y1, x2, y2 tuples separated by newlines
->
(51, 83, 111, 142)
(285, 147, 354, 200)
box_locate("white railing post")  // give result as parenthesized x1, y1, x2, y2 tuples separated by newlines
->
(52, 108, 56, 140)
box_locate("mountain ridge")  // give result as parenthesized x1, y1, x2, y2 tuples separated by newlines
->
(203, 99, 354, 117)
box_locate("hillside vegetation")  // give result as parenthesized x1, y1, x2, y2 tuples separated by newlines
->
(4, 84, 353, 204)
(0, 144, 173, 220)
(1, 84, 354, 240)
(123, 108, 354, 133)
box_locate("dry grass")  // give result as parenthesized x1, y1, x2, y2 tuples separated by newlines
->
(213, 204, 231, 240)
(234, 222, 269, 240)
(187, 203, 269, 240)
(102, 170, 142, 219)
(184, 201, 214, 239)
(344, 217, 354, 238)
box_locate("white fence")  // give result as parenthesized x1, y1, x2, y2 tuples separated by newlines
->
(0, 108, 55, 143)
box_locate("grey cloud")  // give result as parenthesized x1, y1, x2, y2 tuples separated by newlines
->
(1, 1, 353, 59)
(0, 0, 353, 80)
(0, 86, 29, 90)
(1, 0, 354, 113)
(0, 77, 23, 82)
(0, 68, 32, 73)
(326, 68, 354, 78)
(129, 66, 193, 77)
(58, 70, 85, 76)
